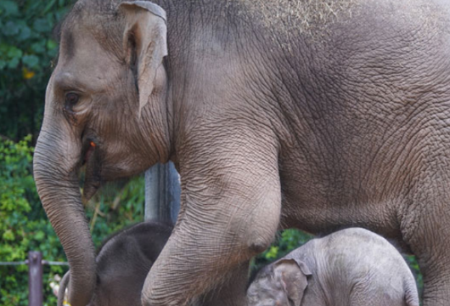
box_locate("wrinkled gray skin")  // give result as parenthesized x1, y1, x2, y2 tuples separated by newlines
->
(57, 221, 173, 306)
(33, 0, 450, 305)
(247, 228, 419, 306)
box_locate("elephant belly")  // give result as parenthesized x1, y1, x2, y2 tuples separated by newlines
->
(278, 175, 407, 250)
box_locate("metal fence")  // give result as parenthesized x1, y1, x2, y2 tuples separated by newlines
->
(0, 251, 69, 306)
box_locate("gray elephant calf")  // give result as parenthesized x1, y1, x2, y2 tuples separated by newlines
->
(247, 228, 419, 306)
(58, 221, 173, 306)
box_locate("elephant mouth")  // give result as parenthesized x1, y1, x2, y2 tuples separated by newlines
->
(81, 138, 102, 200)
(81, 137, 96, 166)
(83, 143, 95, 165)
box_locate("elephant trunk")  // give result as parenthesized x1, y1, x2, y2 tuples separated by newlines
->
(34, 131, 96, 306)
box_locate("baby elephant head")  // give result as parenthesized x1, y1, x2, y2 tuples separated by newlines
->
(247, 258, 312, 306)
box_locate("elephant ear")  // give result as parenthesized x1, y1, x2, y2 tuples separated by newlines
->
(273, 258, 311, 306)
(119, 1, 168, 116)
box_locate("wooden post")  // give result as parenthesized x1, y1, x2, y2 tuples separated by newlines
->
(145, 162, 180, 224)
(28, 251, 43, 306)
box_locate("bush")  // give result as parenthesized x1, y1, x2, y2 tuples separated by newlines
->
(0, 0, 73, 142)
(0, 136, 65, 306)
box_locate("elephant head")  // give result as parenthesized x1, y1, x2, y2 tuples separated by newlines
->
(247, 259, 312, 306)
(33, 2, 170, 305)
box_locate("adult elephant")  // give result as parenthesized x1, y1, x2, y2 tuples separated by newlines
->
(33, 0, 450, 305)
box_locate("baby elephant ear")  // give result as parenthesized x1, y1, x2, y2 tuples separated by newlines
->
(274, 259, 311, 306)
(119, 1, 168, 116)
(292, 257, 312, 277)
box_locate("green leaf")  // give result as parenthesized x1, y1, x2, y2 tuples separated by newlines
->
(6, 46, 23, 59)
(31, 42, 46, 54)
(46, 40, 58, 50)
(35, 230, 45, 241)
(17, 25, 31, 41)
(2, 21, 19, 36)
(7, 57, 19, 69)
(0, 1, 19, 16)
(3, 229, 15, 241)
(33, 18, 52, 33)
(0, 43, 8, 54)
(23, 55, 39, 68)
(43, 0, 57, 15)
(264, 246, 279, 259)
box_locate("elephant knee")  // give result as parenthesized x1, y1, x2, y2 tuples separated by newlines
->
(248, 231, 275, 254)
(242, 217, 279, 255)
(249, 240, 271, 254)
(227, 216, 278, 256)
(242, 203, 281, 255)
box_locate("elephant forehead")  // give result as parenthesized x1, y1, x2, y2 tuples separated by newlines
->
(54, 30, 121, 93)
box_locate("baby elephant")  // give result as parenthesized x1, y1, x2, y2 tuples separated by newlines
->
(58, 221, 173, 306)
(247, 228, 419, 306)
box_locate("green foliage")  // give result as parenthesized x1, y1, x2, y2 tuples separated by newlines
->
(0, 1, 75, 301)
(252, 229, 313, 270)
(0, 0, 73, 142)
(0, 136, 65, 306)
(0, 137, 145, 305)
(407, 255, 424, 297)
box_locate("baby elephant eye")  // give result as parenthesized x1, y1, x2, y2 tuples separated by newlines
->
(65, 92, 79, 106)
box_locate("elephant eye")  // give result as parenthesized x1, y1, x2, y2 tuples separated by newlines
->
(65, 92, 79, 106)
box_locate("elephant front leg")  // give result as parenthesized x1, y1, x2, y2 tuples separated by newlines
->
(200, 261, 250, 306)
(141, 135, 281, 306)
(401, 188, 450, 306)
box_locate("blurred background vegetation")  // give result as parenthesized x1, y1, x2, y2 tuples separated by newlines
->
(0, 1, 422, 305)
